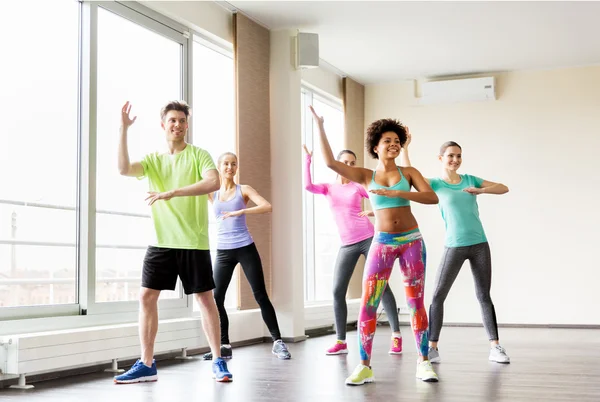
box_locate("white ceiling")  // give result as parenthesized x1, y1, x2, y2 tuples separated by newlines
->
(226, 1, 600, 84)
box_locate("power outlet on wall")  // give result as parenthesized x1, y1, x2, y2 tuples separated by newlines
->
(398, 306, 410, 315)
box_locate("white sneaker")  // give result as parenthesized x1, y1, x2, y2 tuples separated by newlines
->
(416, 360, 439, 382)
(428, 346, 441, 363)
(489, 345, 510, 363)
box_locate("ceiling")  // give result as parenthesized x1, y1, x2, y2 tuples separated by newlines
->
(226, 1, 600, 84)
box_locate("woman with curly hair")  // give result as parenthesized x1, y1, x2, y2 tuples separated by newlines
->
(302, 145, 403, 356)
(308, 106, 439, 385)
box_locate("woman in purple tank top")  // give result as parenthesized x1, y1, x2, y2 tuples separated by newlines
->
(202, 152, 291, 361)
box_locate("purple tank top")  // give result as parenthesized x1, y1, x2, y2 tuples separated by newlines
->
(213, 185, 254, 250)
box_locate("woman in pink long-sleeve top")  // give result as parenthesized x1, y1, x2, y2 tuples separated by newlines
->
(303, 145, 403, 356)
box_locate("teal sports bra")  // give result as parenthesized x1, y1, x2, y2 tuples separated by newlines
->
(368, 167, 411, 210)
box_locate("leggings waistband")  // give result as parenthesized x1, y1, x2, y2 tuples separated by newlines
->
(374, 227, 422, 245)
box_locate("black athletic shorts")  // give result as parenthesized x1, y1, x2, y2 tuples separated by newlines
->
(141, 246, 215, 295)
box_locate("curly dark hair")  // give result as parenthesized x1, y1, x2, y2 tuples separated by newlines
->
(365, 118, 407, 159)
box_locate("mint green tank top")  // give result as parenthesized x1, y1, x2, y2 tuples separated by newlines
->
(368, 167, 411, 210)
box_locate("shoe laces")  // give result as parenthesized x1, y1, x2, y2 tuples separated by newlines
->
(214, 359, 228, 372)
(126, 360, 146, 374)
(275, 340, 289, 352)
(421, 360, 434, 370)
(493, 345, 506, 354)
(352, 364, 368, 375)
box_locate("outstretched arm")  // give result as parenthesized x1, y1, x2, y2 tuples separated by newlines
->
(310, 106, 371, 186)
(221, 185, 272, 219)
(303, 145, 328, 195)
(369, 167, 438, 205)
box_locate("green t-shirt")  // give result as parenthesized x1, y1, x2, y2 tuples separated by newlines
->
(429, 174, 487, 248)
(140, 144, 216, 250)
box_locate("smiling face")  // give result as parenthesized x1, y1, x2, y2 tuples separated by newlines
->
(374, 131, 401, 160)
(161, 110, 188, 143)
(439, 145, 462, 171)
(218, 153, 238, 180)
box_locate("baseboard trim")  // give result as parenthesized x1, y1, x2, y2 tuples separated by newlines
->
(441, 322, 600, 330)
(0, 338, 266, 389)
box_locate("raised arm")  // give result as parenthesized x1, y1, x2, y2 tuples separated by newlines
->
(118, 101, 144, 177)
(464, 179, 509, 195)
(399, 129, 412, 168)
(398, 130, 430, 185)
(310, 106, 371, 186)
(369, 167, 438, 205)
(303, 145, 328, 195)
(221, 185, 272, 219)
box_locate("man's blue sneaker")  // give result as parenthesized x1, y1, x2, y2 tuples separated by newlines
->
(212, 357, 233, 382)
(114, 359, 158, 384)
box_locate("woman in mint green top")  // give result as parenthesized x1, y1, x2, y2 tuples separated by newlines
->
(401, 138, 511, 365)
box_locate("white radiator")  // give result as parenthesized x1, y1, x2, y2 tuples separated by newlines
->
(0, 311, 263, 387)
(304, 299, 361, 330)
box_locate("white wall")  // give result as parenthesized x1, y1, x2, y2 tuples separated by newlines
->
(269, 29, 306, 339)
(142, 1, 233, 44)
(302, 65, 343, 100)
(365, 66, 600, 326)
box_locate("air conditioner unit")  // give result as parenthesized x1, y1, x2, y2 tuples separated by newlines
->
(419, 76, 496, 105)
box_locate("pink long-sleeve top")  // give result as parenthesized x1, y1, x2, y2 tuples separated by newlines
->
(304, 154, 374, 246)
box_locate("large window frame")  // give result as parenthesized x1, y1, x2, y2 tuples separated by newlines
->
(301, 85, 345, 304)
(81, 1, 190, 317)
(0, 1, 237, 328)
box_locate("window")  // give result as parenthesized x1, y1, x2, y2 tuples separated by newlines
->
(192, 38, 237, 310)
(301, 89, 345, 302)
(94, 6, 184, 303)
(0, 0, 80, 309)
(0, 1, 236, 323)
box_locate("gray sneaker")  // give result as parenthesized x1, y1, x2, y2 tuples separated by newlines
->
(428, 347, 441, 363)
(202, 345, 232, 360)
(272, 340, 291, 360)
(489, 345, 510, 364)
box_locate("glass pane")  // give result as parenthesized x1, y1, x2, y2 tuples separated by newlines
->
(311, 98, 344, 301)
(192, 41, 237, 310)
(95, 7, 183, 302)
(0, 0, 79, 308)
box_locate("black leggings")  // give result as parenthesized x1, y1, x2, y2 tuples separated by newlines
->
(213, 242, 281, 344)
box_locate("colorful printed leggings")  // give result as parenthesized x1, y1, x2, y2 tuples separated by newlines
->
(358, 228, 429, 361)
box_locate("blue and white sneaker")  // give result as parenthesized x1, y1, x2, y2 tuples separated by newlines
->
(212, 357, 233, 382)
(114, 359, 158, 384)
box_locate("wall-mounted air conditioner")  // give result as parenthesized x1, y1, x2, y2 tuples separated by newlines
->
(419, 76, 496, 105)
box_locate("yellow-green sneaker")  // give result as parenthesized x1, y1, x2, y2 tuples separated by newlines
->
(345, 364, 374, 386)
(416, 360, 439, 382)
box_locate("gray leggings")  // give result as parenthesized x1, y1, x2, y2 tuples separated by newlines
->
(428, 241, 499, 342)
(333, 236, 400, 340)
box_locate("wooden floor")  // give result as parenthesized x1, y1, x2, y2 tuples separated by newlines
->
(1, 326, 599, 401)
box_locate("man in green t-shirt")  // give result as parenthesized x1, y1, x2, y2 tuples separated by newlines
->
(114, 100, 232, 383)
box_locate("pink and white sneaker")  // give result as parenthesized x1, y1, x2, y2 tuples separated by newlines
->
(326, 340, 348, 355)
(389, 336, 403, 354)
